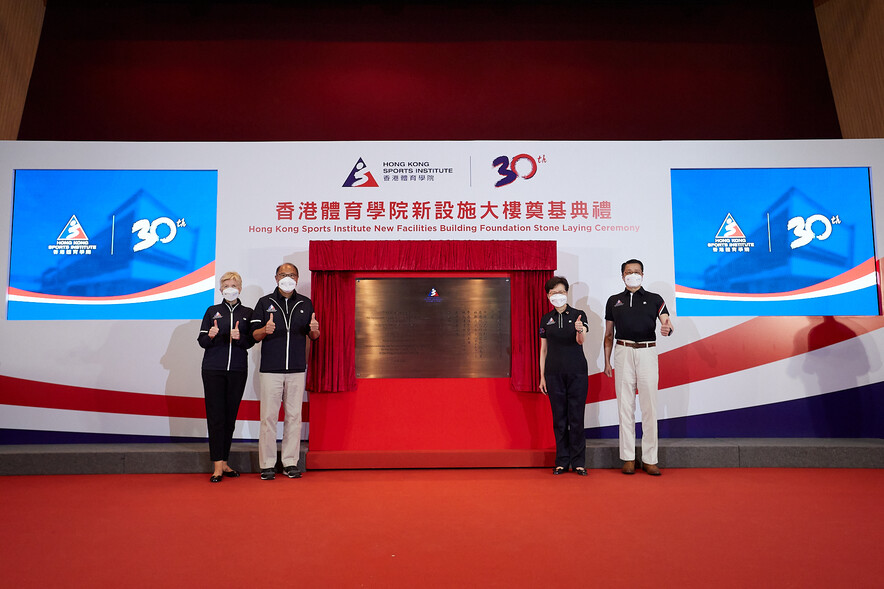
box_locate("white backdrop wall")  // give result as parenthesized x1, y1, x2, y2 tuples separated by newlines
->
(1, 139, 882, 441)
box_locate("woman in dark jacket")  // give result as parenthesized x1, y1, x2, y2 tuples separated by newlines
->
(197, 271, 254, 482)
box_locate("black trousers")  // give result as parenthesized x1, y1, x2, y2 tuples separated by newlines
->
(546, 373, 589, 469)
(202, 369, 248, 462)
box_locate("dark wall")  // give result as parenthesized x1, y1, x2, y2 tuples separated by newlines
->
(19, 0, 841, 141)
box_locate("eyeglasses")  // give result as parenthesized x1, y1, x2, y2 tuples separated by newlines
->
(277, 273, 297, 279)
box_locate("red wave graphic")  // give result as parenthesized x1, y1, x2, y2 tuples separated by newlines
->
(7, 262, 215, 302)
(675, 257, 876, 299)
(587, 314, 884, 403)
(4, 315, 883, 418)
(0, 374, 307, 423)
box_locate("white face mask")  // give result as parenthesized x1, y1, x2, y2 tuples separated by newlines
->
(278, 277, 297, 293)
(624, 273, 642, 288)
(548, 293, 568, 308)
(221, 287, 240, 302)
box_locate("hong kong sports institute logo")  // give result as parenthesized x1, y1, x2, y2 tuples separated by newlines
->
(709, 212, 754, 253)
(48, 214, 97, 256)
(343, 157, 379, 187)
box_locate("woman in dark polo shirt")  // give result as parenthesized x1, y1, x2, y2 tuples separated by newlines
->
(197, 271, 254, 483)
(539, 276, 590, 476)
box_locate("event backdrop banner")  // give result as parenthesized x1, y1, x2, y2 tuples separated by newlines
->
(0, 140, 882, 444)
(671, 167, 877, 316)
(7, 169, 218, 320)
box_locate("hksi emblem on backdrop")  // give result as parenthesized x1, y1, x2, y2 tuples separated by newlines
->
(342, 157, 379, 188)
(424, 288, 442, 303)
(709, 213, 755, 253)
(493, 153, 546, 188)
(49, 214, 97, 255)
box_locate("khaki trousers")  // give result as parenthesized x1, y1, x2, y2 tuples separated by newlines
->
(613, 342, 659, 465)
(258, 372, 305, 469)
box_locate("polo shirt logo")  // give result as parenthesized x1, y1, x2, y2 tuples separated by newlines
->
(212, 312, 222, 319)
(614, 300, 624, 307)
(547, 317, 555, 324)
(267, 304, 278, 313)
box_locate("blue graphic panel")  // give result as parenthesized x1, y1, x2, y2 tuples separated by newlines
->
(670, 167, 878, 316)
(8, 170, 218, 320)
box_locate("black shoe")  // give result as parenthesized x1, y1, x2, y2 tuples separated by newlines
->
(210, 474, 223, 483)
(283, 466, 302, 479)
(222, 469, 240, 478)
(260, 468, 275, 480)
(574, 467, 588, 476)
(553, 466, 567, 475)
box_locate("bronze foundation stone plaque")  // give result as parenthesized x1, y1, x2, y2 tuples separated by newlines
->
(355, 277, 511, 378)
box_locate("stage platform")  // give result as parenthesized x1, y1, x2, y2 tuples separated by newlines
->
(0, 438, 881, 475)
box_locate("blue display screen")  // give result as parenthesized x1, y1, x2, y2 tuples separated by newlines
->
(8, 169, 218, 320)
(671, 167, 878, 316)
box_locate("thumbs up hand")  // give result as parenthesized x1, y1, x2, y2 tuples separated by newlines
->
(265, 312, 276, 335)
(661, 315, 673, 336)
(574, 316, 585, 335)
(208, 319, 219, 339)
(231, 320, 240, 340)
(309, 312, 319, 333)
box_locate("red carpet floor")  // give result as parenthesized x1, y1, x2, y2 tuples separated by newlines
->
(2, 468, 882, 588)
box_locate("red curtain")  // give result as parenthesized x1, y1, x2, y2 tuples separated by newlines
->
(509, 270, 550, 392)
(307, 271, 356, 393)
(307, 241, 556, 392)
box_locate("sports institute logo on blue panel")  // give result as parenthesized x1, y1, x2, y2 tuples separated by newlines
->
(8, 170, 218, 320)
(670, 167, 878, 316)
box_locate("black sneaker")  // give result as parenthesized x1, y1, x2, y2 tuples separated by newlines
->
(260, 468, 275, 480)
(283, 466, 302, 479)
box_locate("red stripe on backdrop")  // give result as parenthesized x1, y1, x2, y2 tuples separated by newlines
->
(587, 315, 884, 403)
(0, 375, 308, 423)
(3, 316, 883, 418)
(6, 262, 216, 301)
(674, 257, 875, 298)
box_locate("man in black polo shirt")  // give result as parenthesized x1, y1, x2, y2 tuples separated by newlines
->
(603, 259, 673, 476)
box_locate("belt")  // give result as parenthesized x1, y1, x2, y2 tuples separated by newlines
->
(616, 340, 656, 349)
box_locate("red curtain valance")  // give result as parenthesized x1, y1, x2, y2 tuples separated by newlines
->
(307, 240, 556, 393)
(310, 240, 556, 271)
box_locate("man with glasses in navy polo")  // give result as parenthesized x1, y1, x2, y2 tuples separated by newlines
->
(251, 263, 320, 480)
(603, 259, 673, 476)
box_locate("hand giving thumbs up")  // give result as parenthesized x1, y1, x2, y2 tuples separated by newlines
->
(661, 315, 673, 336)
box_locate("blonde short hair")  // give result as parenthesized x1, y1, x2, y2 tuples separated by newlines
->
(219, 271, 242, 290)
